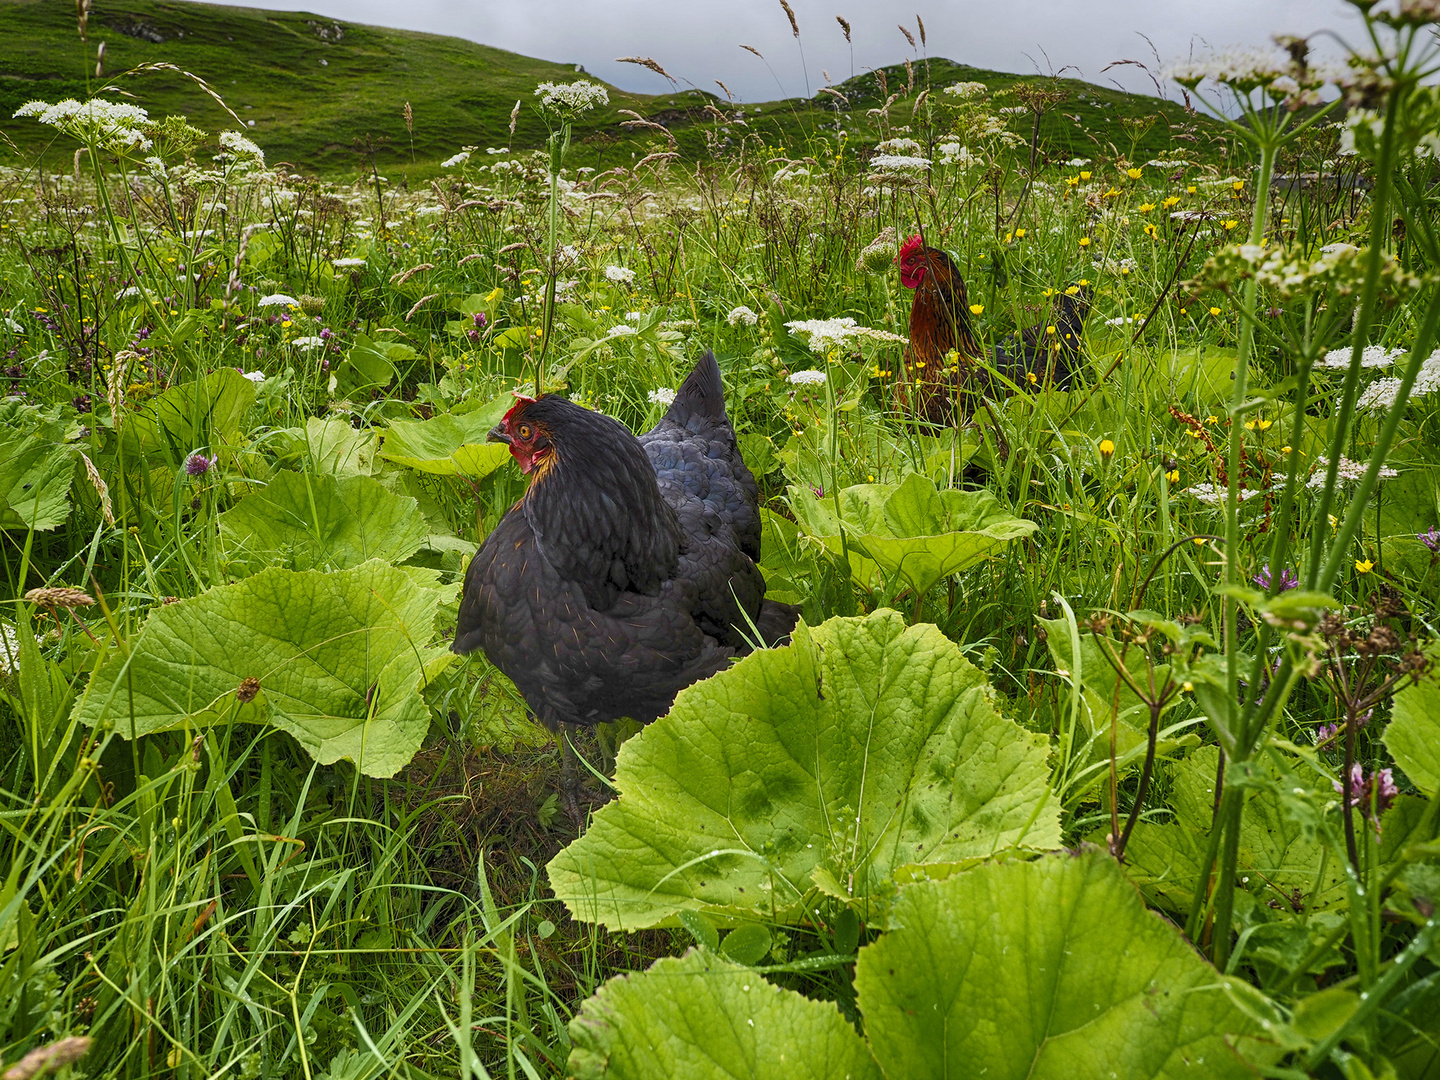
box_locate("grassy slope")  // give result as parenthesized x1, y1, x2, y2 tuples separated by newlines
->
(0, 0, 1217, 174)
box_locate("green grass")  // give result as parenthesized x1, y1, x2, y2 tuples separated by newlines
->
(0, 0, 1219, 174)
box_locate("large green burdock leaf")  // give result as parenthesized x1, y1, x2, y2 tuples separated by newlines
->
(379, 404, 511, 479)
(219, 470, 427, 574)
(789, 473, 1036, 594)
(1387, 647, 1440, 795)
(0, 400, 78, 531)
(121, 368, 255, 457)
(567, 950, 880, 1080)
(856, 852, 1269, 1079)
(548, 610, 1059, 930)
(73, 560, 449, 776)
(1125, 748, 1346, 912)
(0, 437, 75, 532)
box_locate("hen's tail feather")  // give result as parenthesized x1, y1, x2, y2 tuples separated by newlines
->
(666, 350, 728, 425)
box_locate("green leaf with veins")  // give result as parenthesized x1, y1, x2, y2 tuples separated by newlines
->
(547, 609, 1059, 930)
(1125, 747, 1348, 913)
(856, 851, 1272, 1080)
(219, 470, 427, 574)
(788, 472, 1036, 595)
(72, 560, 449, 776)
(1386, 646, 1440, 796)
(121, 368, 255, 458)
(567, 949, 880, 1080)
(379, 406, 511, 479)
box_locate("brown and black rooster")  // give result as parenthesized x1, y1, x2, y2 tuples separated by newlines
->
(453, 352, 797, 812)
(895, 233, 1091, 424)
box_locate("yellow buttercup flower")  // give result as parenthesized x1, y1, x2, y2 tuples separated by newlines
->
(1162, 196, 1181, 207)
(1139, 202, 1156, 212)
(1165, 468, 1179, 482)
(1232, 180, 1245, 191)
(1223, 220, 1239, 230)
(969, 303, 984, 315)
(1080, 170, 1092, 181)
(1355, 559, 1374, 574)
(1210, 306, 1222, 316)
(1099, 438, 1115, 457)
(1078, 237, 1092, 247)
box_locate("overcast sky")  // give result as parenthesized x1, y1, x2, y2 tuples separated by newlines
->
(186, 0, 1366, 102)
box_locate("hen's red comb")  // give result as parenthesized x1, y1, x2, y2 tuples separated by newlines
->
(501, 393, 537, 424)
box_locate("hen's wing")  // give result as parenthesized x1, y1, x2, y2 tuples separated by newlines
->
(640, 352, 768, 645)
(994, 285, 1091, 390)
(453, 509, 734, 728)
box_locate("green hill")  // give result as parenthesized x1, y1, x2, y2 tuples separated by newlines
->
(0, 0, 1215, 174)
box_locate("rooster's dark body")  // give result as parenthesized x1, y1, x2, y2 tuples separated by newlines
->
(896, 236, 1090, 424)
(453, 352, 796, 733)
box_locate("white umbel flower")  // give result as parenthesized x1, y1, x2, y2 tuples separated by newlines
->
(788, 370, 827, 386)
(604, 265, 636, 284)
(258, 293, 299, 308)
(218, 129, 265, 165)
(727, 305, 759, 327)
(648, 387, 676, 406)
(534, 80, 609, 116)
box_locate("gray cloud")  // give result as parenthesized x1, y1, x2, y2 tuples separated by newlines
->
(182, 0, 1364, 102)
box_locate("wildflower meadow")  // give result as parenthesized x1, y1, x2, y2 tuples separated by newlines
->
(3, 0, 1440, 1077)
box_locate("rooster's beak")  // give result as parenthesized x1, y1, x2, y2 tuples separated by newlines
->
(487, 424, 511, 445)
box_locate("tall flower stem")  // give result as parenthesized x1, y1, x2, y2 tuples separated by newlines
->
(537, 123, 569, 399)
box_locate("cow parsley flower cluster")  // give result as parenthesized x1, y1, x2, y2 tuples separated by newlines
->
(14, 97, 153, 152)
(217, 130, 265, 166)
(787, 370, 827, 386)
(855, 227, 898, 273)
(440, 151, 471, 168)
(785, 317, 907, 354)
(868, 154, 931, 173)
(1322, 344, 1404, 369)
(943, 81, 988, 99)
(534, 80, 609, 117)
(1185, 483, 1261, 506)
(726, 305, 759, 327)
(604, 265, 636, 285)
(1166, 42, 1347, 108)
(647, 387, 676, 406)
(258, 293, 300, 308)
(1307, 455, 1397, 488)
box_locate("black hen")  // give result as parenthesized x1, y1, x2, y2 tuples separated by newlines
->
(453, 352, 797, 781)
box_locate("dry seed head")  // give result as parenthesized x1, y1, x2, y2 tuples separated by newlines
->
(616, 56, 677, 85)
(24, 587, 95, 610)
(779, 0, 800, 37)
(818, 86, 850, 104)
(405, 293, 439, 321)
(916, 14, 926, 46)
(95, 40, 105, 78)
(403, 100, 413, 133)
(905, 58, 915, 93)
(836, 15, 851, 42)
(80, 452, 114, 527)
(899, 24, 916, 49)
(237, 676, 261, 703)
(715, 79, 734, 101)
(508, 99, 520, 140)
(4, 1036, 93, 1080)
(741, 44, 764, 59)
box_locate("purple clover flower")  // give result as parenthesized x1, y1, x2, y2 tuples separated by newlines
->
(184, 453, 216, 477)
(1252, 563, 1299, 592)
(1333, 763, 1399, 816)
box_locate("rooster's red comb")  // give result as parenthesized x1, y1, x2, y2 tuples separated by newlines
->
(899, 233, 925, 260)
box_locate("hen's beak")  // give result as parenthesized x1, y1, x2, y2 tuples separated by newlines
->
(487, 424, 511, 444)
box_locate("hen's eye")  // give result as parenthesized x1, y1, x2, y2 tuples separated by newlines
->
(518, 424, 532, 439)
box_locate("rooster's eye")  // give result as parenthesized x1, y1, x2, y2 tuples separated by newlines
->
(518, 424, 532, 440)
